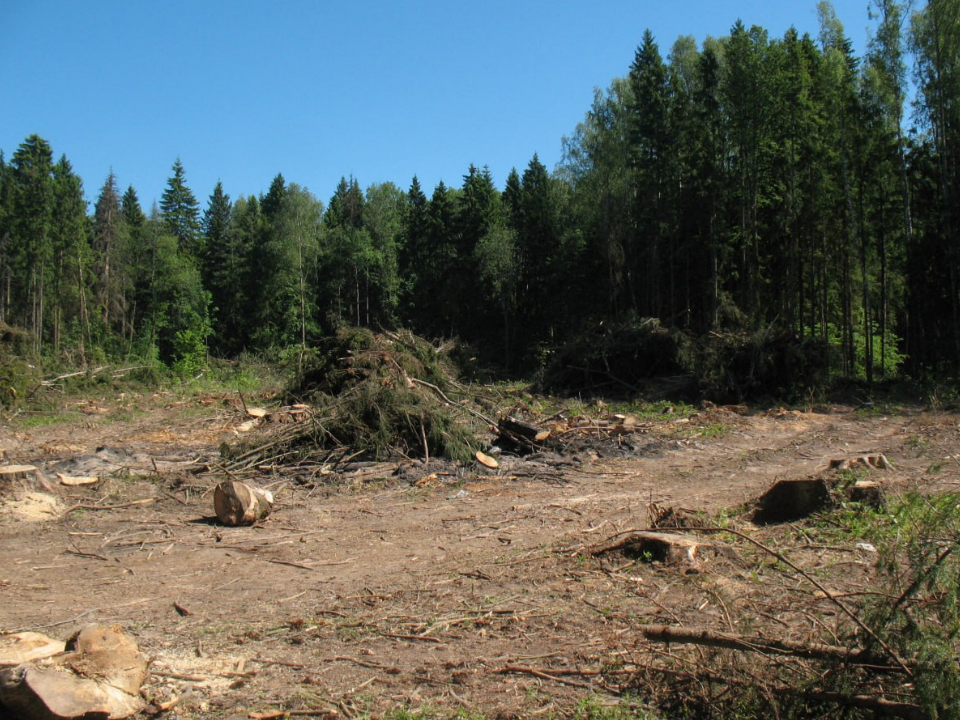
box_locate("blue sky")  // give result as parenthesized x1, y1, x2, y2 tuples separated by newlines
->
(2, 1, 880, 211)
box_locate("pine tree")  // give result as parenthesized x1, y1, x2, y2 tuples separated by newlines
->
(202, 181, 244, 355)
(93, 172, 126, 334)
(628, 30, 671, 317)
(50, 156, 89, 357)
(9, 134, 55, 350)
(398, 176, 429, 325)
(160, 158, 202, 257)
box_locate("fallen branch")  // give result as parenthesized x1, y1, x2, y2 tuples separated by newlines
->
(699, 526, 913, 677)
(640, 625, 900, 669)
(495, 665, 596, 690)
(631, 664, 926, 720)
(410, 377, 496, 427)
(60, 498, 155, 518)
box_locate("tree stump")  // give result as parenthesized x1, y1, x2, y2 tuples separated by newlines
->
(591, 531, 710, 566)
(0, 624, 146, 720)
(753, 478, 832, 524)
(0, 465, 54, 494)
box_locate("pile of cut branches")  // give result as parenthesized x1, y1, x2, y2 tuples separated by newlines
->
(221, 329, 496, 473)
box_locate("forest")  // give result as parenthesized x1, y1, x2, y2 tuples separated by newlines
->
(1, 0, 959, 397)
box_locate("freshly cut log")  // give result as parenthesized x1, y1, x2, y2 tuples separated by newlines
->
(213, 480, 274, 526)
(56, 473, 98, 487)
(497, 417, 550, 449)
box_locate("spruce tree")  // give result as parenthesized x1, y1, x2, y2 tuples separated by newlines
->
(160, 158, 202, 257)
(10, 134, 55, 349)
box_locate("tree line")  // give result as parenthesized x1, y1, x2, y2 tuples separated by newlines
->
(1, 0, 958, 385)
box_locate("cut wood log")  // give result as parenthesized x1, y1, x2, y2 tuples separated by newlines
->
(0, 633, 65, 668)
(246, 407, 269, 419)
(55, 473, 98, 487)
(213, 480, 273, 526)
(497, 416, 550, 449)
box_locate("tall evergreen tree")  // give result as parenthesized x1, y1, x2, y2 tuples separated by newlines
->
(398, 176, 429, 325)
(9, 135, 55, 350)
(159, 158, 202, 257)
(92, 172, 126, 335)
(50, 156, 89, 357)
(202, 181, 247, 355)
(627, 30, 671, 317)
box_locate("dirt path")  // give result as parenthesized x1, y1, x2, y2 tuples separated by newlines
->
(1, 396, 957, 718)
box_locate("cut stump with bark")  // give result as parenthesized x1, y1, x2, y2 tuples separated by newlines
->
(0, 465, 55, 495)
(213, 480, 274, 526)
(0, 624, 147, 720)
(847, 479, 886, 509)
(753, 477, 832, 524)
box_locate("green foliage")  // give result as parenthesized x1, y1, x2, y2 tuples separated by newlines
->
(859, 492, 960, 719)
(285, 328, 488, 462)
(2, 0, 959, 390)
(695, 329, 832, 402)
(159, 158, 202, 256)
(539, 319, 693, 396)
(171, 314, 211, 377)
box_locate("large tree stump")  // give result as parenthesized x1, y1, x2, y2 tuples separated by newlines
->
(213, 480, 273, 526)
(753, 478, 832, 524)
(0, 624, 146, 720)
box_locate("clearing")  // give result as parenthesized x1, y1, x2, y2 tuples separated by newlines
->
(1, 389, 956, 719)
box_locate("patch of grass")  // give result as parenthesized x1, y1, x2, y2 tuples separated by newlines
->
(10, 410, 82, 428)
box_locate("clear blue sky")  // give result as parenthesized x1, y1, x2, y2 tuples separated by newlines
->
(2, 1, 879, 211)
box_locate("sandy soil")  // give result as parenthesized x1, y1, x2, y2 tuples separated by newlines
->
(1, 392, 957, 719)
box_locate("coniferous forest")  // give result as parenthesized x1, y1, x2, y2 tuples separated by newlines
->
(2, 0, 959, 395)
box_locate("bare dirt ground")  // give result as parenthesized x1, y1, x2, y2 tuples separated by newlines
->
(1, 390, 958, 719)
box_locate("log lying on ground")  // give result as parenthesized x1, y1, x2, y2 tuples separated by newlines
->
(213, 480, 273, 526)
(640, 625, 897, 667)
(0, 624, 147, 720)
(497, 416, 551, 450)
